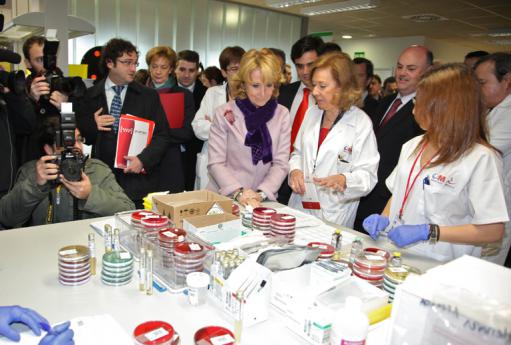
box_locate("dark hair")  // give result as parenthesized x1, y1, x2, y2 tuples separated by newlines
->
(291, 35, 324, 63)
(465, 50, 489, 60)
(134, 69, 150, 85)
(219, 46, 245, 71)
(475, 52, 511, 82)
(177, 50, 200, 68)
(319, 42, 342, 55)
(426, 49, 434, 66)
(36, 122, 58, 155)
(373, 74, 382, 84)
(383, 76, 396, 88)
(269, 48, 286, 63)
(22, 35, 45, 60)
(353, 57, 374, 79)
(100, 38, 138, 76)
(204, 66, 225, 85)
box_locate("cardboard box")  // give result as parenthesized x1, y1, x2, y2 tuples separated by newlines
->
(153, 190, 232, 228)
(183, 214, 242, 247)
(183, 213, 239, 231)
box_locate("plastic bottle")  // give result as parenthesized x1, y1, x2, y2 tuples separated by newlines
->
(349, 237, 363, 264)
(330, 296, 369, 345)
(390, 251, 402, 268)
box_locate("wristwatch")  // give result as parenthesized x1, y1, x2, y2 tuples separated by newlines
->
(257, 190, 268, 201)
(428, 224, 440, 244)
(232, 188, 244, 202)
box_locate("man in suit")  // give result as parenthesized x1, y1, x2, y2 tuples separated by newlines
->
(175, 50, 207, 191)
(354, 45, 432, 232)
(353, 57, 379, 119)
(277, 35, 324, 204)
(76, 38, 171, 209)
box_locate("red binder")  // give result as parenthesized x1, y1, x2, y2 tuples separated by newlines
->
(158, 93, 184, 128)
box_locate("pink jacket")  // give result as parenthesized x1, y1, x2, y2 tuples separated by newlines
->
(207, 100, 291, 200)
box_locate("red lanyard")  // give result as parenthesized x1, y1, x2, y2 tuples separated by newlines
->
(399, 141, 434, 219)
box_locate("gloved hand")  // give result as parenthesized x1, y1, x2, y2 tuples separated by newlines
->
(362, 214, 389, 240)
(0, 305, 48, 341)
(39, 321, 74, 345)
(388, 224, 430, 247)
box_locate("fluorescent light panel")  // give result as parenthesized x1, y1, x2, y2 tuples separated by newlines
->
(266, 0, 321, 9)
(301, 0, 377, 16)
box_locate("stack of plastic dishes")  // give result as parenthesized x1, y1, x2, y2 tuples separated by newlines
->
(241, 209, 252, 228)
(174, 242, 206, 285)
(270, 213, 296, 243)
(133, 321, 180, 345)
(252, 207, 277, 232)
(383, 265, 420, 303)
(131, 211, 157, 227)
(352, 247, 389, 288)
(194, 326, 235, 345)
(231, 204, 240, 217)
(101, 251, 134, 286)
(307, 242, 335, 260)
(58, 245, 91, 286)
(158, 228, 187, 268)
(141, 215, 170, 243)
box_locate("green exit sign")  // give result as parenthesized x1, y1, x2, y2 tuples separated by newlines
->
(354, 51, 365, 58)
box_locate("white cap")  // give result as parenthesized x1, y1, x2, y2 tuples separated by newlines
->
(186, 272, 209, 288)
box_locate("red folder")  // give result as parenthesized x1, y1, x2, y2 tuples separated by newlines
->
(115, 114, 155, 169)
(159, 93, 184, 128)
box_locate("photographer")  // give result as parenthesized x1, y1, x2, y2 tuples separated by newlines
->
(0, 121, 134, 228)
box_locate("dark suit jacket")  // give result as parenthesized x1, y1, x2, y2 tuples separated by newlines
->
(362, 94, 379, 120)
(76, 79, 172, 203)
(192, 79, 207, 109)
(278, 81, 301, 111)
(354, 94, 424, 231)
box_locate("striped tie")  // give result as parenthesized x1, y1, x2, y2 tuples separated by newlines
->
(111, 85, 125, 133)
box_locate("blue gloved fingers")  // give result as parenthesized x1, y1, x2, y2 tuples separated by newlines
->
(39, 328, 74, 345)
(0, 305, 47, 341)
(16, 307, 48, 337)
(388, 224, 430, 247)
(362, 214, 389, 240)
(51, 321, 71, 334)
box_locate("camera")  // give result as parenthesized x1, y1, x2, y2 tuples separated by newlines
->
(52, 104, 87, 182)
(0, 70, 25, 95)
(39, 38, 86, 114)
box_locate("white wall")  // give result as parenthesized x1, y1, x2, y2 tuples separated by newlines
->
(424, 38, 474, 64)
(67, 0, 302, 70)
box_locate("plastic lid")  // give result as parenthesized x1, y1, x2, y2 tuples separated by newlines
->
(141, 215, 169, 227)
(392, 251, 401, 258)
(186, 272, 209, 288)
(345, 296, 363, 311)
(131, 211, 156, 221)
(194, 326, 235, 345)
(174, 242, 204, 254)
(133, 321, 174, 345)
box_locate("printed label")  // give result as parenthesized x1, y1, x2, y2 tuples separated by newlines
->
(207, 202, 225, 215)
(190, 243, 201, 251)
(281, 216, 294, 220)
(162, 231, 176, 238)
(210, 334, 235, 345)
(59, 249, 78, 256)
(365, 254, 383, 261)
(262, 209, 274, 214)
(341, 340, 365, 345)
(388, 267, 408, 273)
(144, 327, 169, 341)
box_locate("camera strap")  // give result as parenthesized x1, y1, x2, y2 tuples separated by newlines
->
(45, 185, 62, 224)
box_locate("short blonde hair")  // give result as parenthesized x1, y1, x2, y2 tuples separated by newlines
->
(231, 48, 282, 99)
(145, 46, 177, 68)
(311, 52, 362, 111)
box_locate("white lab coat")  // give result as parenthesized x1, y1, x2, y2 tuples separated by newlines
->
(486, 94, 511, 265)
(288, 105, 379, 228)
(191, 84, 228, 189)
(386, 135, 509, 263)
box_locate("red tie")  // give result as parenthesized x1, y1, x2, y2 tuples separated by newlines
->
(379, 98, 402, 129)
(290, 88, 310, 152)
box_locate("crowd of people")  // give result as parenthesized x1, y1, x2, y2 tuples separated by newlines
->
(1, 34, 510, 268)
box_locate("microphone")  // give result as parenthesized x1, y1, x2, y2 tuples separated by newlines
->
(0, 49, 21, 64)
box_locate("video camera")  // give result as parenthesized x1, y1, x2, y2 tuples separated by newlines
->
(40, 38, 86, 106)
(52, 103, 87, 182)
(0, 47, 26, 96)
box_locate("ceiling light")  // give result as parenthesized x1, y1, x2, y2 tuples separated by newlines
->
(491, 39, 511, 45)
(488, 31, 511, 37)
(266, 0, 321, 9)
(402, 13, 448, 23)
(301, 0, 377, 16)
(342, 35, 352, 39)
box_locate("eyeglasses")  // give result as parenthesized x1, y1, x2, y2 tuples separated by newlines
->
(117, 59, 139, 67)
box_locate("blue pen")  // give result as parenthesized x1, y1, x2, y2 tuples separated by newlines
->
(423, 175, 430, 188)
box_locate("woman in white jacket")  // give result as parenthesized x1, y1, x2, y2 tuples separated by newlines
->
(191, 46, 245, 189)
(288, 52, 379, 228)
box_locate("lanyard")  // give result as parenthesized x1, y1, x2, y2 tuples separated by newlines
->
(399, 141, 434, 220)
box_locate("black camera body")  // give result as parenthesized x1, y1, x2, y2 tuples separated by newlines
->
(0, 70, 25, 95)
(39, 39, 86, 114)
(53, 108, 87, 182)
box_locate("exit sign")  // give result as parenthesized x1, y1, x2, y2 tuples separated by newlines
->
(354, 51, 365, 58)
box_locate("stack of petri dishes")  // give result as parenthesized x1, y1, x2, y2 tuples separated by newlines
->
(101, 251, 134, 286)
(158, 228, 187, 268)
(241, 209, 253, 228)
(352, 247, 389, 288)
(131, 211, 157, 227)
(269, 213, 296, 243)
(383, 265, 420, 303)
(194, 326, 235, 345)
(141, 215, 170, 243)
(58, 245, 91, 286)
(231, 204, 240, 217)
(133, 321, 180, 345)
(307, 242, 335, 260)
(252, 207, 277, 232)
(174, 242, 206, 285)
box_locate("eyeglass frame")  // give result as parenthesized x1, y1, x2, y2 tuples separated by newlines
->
(116, 59, 140, 67)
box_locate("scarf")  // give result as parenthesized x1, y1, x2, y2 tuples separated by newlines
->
(236, 97, 277, 165)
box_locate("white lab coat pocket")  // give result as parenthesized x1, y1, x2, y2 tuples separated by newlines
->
(423, 181, 462, 225)
(336, 159, 351, 174)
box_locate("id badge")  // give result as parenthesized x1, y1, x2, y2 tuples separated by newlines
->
(302, 177, 321, 210)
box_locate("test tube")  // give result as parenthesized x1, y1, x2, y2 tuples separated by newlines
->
(146, 249, 153, 296)
(88, 233, 96, 275)
(139, 247, 146, 292)
(104, 224, 112, 253)
(112, 228, 120, 252)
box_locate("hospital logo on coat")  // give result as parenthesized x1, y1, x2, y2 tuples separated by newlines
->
(431, 173, 456, 188)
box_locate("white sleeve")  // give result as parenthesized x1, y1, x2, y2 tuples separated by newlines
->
(288, 111, 307, 175)
(343, 115, 380, 198)
(488, 105, 511, 158)
(469, 149, 509, 224)
(192, 88, 215, 140)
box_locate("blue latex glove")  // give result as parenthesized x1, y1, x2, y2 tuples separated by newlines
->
(39, 321, 74, 345)
(388, 224, 430, 247)
(362, 214, 390, 240)
(0, 305, 48, 341)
